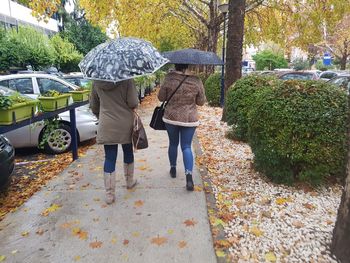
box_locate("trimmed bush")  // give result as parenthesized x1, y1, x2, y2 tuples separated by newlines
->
(204, 72, 221, 106)
(226, 75, 279, 141)
(247, 80, 348, 185)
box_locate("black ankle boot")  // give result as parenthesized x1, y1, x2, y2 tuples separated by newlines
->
(186, 173, 194, 191)
(170, 167, 176, 178)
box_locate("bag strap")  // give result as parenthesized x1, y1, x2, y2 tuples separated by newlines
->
(163, 76, 188, 108)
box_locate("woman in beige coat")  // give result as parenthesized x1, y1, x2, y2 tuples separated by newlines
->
(158, 64, 206, 191)
(90, 79, 139, 204)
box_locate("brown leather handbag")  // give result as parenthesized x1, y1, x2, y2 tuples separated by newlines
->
(132, 112, 148, 150)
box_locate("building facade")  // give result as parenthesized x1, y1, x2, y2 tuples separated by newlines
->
(0, 0, 59, 34)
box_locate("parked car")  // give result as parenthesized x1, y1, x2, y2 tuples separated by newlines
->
(0, 74, 97, 154)
(62, 73, 92, 89)
(279, 71, 319, 80)
(327, 74, 350, 94)
(0, 135, 15, 187)
(319, 71, 343, 81)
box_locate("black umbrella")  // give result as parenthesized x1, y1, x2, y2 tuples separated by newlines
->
(162, 48, 223, 65)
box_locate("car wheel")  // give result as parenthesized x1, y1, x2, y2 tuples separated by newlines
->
(43, 124, 72, 154)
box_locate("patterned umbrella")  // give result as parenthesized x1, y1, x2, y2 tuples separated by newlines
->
(79, 37, 169, 82)
(162, 48, 223, 65)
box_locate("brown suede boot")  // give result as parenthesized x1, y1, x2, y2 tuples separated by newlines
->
(124, 163, 137, 189)
(103, 172, 116, 204)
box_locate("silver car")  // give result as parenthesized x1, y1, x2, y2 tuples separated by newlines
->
(0, 73, 97, 154)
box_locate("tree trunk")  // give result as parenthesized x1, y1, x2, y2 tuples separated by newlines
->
(222, 0, 246, 120)
(331, 109, 350, 262)
(340, 54, 347, 70)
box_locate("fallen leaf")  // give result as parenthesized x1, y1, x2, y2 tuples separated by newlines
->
(111, 237, 117, 244)
(275, 198, 291, 205)
(184, 219, 197, 227)
(151, 235, 167, 246)
(72, 228, 88, 240)
(194, 186, 203, 192)
(216, 250, 226, 258)
(0, 256, 6, 262)
(292, 220, 305, 229)
(132, 232, 140, 237)
(123, 239, 129, 245)
(303, 203, 316, 210)
(265, 252, 277, 262)
(167, 229, 174, 235)
(215, 239, 231, 249)
(36, 229, 44, 235)
(134, 200, 144, 207)
(89, 240, 103, 249)
(73, 255, 81, 261)
(21, 231, 29, 237)
(11, 250, 18, 255)
(41, 203, 61, 216)
(213, 218, 226, 227)
(178, 241, 187, 248)
(250, 226, 264, 237)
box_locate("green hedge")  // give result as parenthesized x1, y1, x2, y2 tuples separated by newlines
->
(226, 75, 279, 141)
(247, 80, 348, 184)
(204, 72, 221, 107)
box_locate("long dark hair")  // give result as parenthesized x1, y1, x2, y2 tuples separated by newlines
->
(175, 64, 189, 72)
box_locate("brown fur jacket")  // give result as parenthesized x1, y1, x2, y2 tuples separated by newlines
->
(158, 70, 206, 127)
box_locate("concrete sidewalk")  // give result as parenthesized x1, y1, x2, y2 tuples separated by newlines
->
(0, 106, 216, 263)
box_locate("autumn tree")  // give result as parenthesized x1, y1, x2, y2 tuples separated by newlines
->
(331, 131, 350, 261)
(322, 15, 350, 70)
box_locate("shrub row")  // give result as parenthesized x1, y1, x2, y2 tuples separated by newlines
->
(224, 75, 348, 185)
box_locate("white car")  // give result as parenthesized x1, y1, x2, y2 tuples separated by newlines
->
(0, 73, 97, 154)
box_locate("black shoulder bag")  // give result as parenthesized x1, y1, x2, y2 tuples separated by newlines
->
(150, 76, 188, 130)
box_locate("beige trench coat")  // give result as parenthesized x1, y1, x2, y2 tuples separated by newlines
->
(90, 79, 139, 145)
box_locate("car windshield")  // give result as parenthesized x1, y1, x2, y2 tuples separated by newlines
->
(280, 73, 313, 80)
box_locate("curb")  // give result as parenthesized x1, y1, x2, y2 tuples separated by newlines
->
(193, 135, 231, 263)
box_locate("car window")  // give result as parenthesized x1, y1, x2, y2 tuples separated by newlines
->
(6, 78, 34, 94)
(330, 77, 348, 86)
(321, 72, 336, 79)
(80, 79, 91, 88)
(64, 78, 79, 86)
(37, 78, 72, 94)
(0, 80, 9, 89)
(280, 73, 313, 80)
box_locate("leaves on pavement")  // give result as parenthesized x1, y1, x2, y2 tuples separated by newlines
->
(178, 241, 187, 248)
(89, 240, 103, 249)
(183, 219, 197, 227)
(41, 203, 61, 216)
(151, 235, 167, 246)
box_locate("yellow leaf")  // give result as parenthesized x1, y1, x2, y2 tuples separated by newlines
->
(132, 232, 140, 237)
(0, 255, 6, 262)
(111, 237, 117, 244)
(21, 231, 29, 237)
(134, 200, 144, 207)
(167, 229, 174, 235)
(73, 255, 81, 261)
(265, 252, 277, 262)
(250, 226, 264, 237)
(41, 204, 61, 216)
(216, 250, 226, 257)
(213, 218, 226, 227)
(11, 250, 18, 255)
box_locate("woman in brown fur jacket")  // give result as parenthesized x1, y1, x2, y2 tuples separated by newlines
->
(158, 64, 206, 191)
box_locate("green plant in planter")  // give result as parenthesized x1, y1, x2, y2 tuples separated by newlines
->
(0, 92, 37, 125)
(0, 95, 13, 110)
(39, 90, 71, 111)
(69, 86, 91, 102)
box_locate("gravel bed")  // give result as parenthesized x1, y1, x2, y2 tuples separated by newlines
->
(196, 105, 342, 263)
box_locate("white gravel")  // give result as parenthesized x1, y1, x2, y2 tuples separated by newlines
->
(196, 105, 342, 263)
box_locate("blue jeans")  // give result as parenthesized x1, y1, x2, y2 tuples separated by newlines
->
(104, 144, 134, 173)
(165, 123, 196, 173)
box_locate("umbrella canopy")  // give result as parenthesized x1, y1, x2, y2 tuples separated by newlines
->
(79, 37, 168, 82)
(162, 48, 223, 65)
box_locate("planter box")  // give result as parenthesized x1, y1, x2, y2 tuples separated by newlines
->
(39, 94, 71, 112)
(0, 100, 37, 125)
(69, 90, 90, 102)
